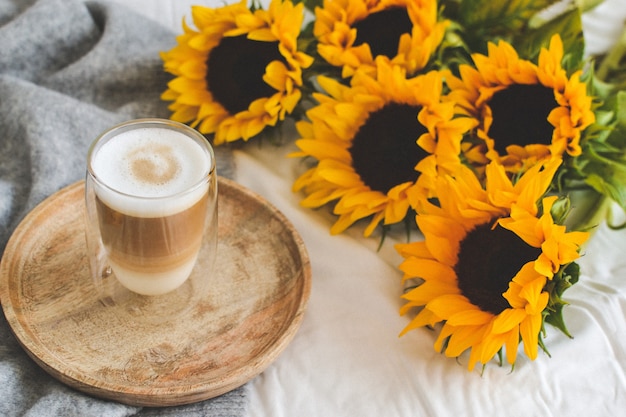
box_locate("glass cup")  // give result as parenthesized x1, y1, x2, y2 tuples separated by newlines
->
(84, 118, 217, 320)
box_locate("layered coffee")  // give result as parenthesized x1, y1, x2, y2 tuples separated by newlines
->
(90, 126, 212, 295)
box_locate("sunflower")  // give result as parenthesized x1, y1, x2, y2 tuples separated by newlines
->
(313, 0, 448, 78)
(396, 159, 589, 371)
(291, 58, 474, 236)
(446, 34, 596, 173)
(160, 0, 314, 144)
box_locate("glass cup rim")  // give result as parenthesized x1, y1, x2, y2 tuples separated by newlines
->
(86, 118, 216, 202)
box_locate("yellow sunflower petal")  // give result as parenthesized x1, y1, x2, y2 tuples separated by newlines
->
(402, 280, 460, 305)
(491, 308, 527, 334)
(426, 294, 476, 319)
(400, 308, 442, 336)
(446, 309, 494, 327)
(520, 313, 542, 360)
(397, 147, 585, 371)
(447, 34, 594, 174)
(444, 324, 487, 357)
(161, 0, 312, 144)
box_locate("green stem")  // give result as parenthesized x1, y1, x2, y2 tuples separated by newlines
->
(564, 188, 611, 232)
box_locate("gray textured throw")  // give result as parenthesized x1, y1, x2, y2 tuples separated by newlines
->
(0, 0, 245, 416)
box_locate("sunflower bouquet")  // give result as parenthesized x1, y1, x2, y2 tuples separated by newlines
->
(161, 0, 626, 371)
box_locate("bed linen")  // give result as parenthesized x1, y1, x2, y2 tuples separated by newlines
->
(6, 0, 626, 415)
(121, 1, 626, 415)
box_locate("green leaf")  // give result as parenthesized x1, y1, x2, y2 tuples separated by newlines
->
(298, 0, 323, 12)
(617, 91, 626, 129)
(549, 195, 571, 225)
(544, 303, 572, 337)
(543, 262, 580, 338)
(585, 170, 626, 212)
(575, 0, 605, 12)
(569, 87, 626, 213)
(457, 0, 559, 33)
(514, 8, 584, 69)
(563, 187, 611, 231)
(580, 137, 626, 211)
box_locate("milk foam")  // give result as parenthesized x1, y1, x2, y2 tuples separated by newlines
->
(92, 127, 211, 217)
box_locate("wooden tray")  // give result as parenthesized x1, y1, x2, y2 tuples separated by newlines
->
(0, 178, 311, 407)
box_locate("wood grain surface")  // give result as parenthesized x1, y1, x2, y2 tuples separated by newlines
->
(0, 177, 311, 407)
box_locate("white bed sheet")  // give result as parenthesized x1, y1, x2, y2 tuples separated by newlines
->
(113, 0, 626, 415)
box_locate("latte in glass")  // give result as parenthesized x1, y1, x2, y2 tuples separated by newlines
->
(87, 123, 215, 296)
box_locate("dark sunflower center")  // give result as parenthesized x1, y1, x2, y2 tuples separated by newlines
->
(349, 103, 427, 194)
(455, 222, 542, 315)
(488, 84, 558, 154)
(353, 7, 413, 58)
(206, 35, 286, 115)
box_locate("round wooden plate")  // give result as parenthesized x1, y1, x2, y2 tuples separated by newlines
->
(0, 177, 311, 407)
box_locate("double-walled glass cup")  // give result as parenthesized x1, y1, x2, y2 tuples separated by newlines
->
(84, 119, 217, 320)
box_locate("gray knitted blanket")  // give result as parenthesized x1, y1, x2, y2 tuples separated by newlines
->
(0, 0, 246, 415)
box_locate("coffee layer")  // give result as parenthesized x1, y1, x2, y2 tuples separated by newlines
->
(96, 194, 208, 273)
